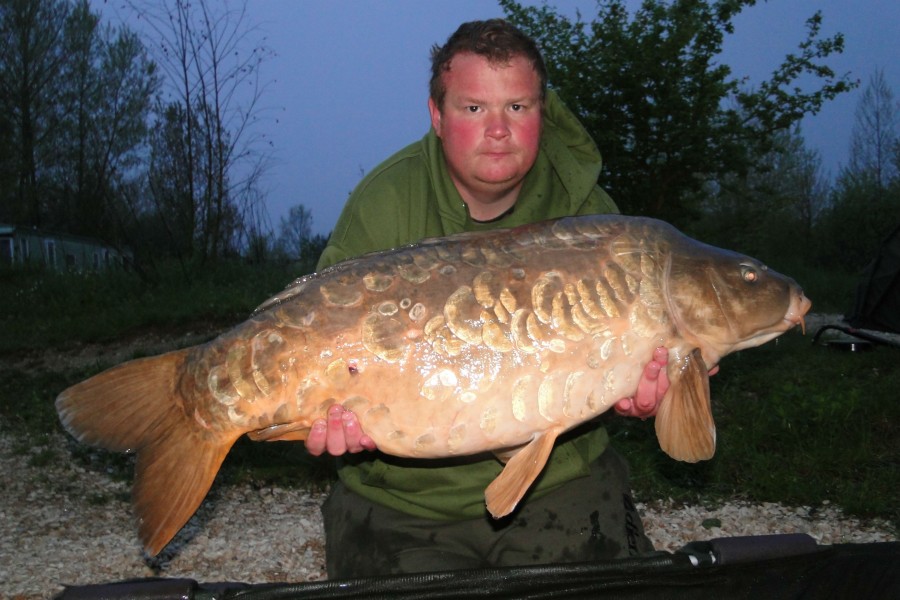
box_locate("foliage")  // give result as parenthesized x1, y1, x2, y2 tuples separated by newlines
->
(813, 176, 900, 273)
(807, 69, 900, 274)
(145, 100, 235, 261)
(0, 0, 70, 226)
(54, 1, 158, 241)
(278, 204, 314, 260)
(689, 127, 829, 265)
(0, 0, 158, 242)
(0, 0, 884, 285)
(276, 204, 331, 271)
(0, 0, 276, 279)
(500, 0, 856, 227)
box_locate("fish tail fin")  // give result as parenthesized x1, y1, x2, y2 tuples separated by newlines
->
(56, 350, 237, 555)
(133, 420, 233, 555)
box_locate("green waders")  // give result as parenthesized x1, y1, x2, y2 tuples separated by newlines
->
(322, 446, 654, 578)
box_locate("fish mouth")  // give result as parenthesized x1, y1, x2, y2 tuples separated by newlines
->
(783, 290, 813, 334)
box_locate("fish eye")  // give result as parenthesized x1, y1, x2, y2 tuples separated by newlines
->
(741, 264, 758, 283)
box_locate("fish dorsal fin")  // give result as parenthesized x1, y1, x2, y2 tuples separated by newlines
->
(484, 428, 562, 519)
(654, 348, 716, 463)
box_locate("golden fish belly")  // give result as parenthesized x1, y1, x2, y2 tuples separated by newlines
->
(193, 258, 672, 459)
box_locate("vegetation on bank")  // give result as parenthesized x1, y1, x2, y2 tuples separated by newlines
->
(0, 260, 896, 533)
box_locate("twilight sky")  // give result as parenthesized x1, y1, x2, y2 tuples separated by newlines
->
(99, 1, 900, 236)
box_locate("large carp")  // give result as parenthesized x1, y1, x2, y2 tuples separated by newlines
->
(57, 215, 810, 555)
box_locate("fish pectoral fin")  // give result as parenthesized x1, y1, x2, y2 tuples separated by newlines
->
(492, 445, 526, 465)
(654, 348, 716, 463)
(248, 422, 311, 442)
(484, 428, 562, 519)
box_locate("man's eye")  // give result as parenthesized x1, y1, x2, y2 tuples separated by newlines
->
(510, 104, 523, 111)
(466, 105, 480, 113)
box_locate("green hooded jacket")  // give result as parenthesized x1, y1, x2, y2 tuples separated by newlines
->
(317, 90, 619, 520)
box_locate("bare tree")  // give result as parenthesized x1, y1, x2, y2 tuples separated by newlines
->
(847, 68, 898, 187)
(277, 204, 314, 260)
(131, 0, 273, 263)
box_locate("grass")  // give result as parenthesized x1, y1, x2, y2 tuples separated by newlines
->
(0, 260, 897, 530)
(604, 331, 899, 525)
(0, 261, 297, 352)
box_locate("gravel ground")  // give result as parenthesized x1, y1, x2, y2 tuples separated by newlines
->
(2, 430, 896, 600)
(3, 313, 897, 599)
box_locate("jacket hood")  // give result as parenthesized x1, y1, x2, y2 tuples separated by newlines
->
(539, 88, 605, 205)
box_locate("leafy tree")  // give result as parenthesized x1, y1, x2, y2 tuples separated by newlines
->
(815, 175, 898, 272)
(146, 101, 202, 260)
(0, 0, 69, 227)
(276, 203, 330, 271)
(817, 71, 900, 272)
(500, 0, 856, 226)
(244, 224, 275, 265)
(693, 127, 828, 263)
(54, 0, 158, 241)
(0, 0, 157, 241)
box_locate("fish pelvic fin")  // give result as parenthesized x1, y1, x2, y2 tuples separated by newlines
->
(247, 421, 312, 442)
(55, 350, 237, 556)
(654, 348, 716, 463)
(484, 428, 562, 519)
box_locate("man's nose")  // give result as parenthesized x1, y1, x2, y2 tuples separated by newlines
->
(485, 112, 511, 139)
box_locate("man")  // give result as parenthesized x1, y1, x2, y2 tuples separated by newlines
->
(306, 19, 668, 578)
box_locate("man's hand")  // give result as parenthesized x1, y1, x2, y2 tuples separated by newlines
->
(614, 347, 669, 418)
(305, 404, 377, 457)
(614, 347, 720, 418)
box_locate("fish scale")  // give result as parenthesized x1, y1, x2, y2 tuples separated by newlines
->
(56, 214, 811, 555)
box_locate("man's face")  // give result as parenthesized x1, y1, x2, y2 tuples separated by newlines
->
(428, 52, 543, 219)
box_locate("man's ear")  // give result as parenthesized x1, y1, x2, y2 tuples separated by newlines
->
(428, 97, 442, 137)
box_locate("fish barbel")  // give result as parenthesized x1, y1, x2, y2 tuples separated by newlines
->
(56, 215, 811, 555)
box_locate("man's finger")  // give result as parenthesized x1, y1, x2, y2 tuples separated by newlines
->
(634, 361, 661, 412)
(325, 404, 349, 456)
(614, 397, 633, 416)
(341, 409, 364, 452)
(306, 419, 327, 456)
(341, 411, 378, 453)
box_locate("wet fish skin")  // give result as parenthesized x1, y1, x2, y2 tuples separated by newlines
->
(55, 215, 811, 555)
